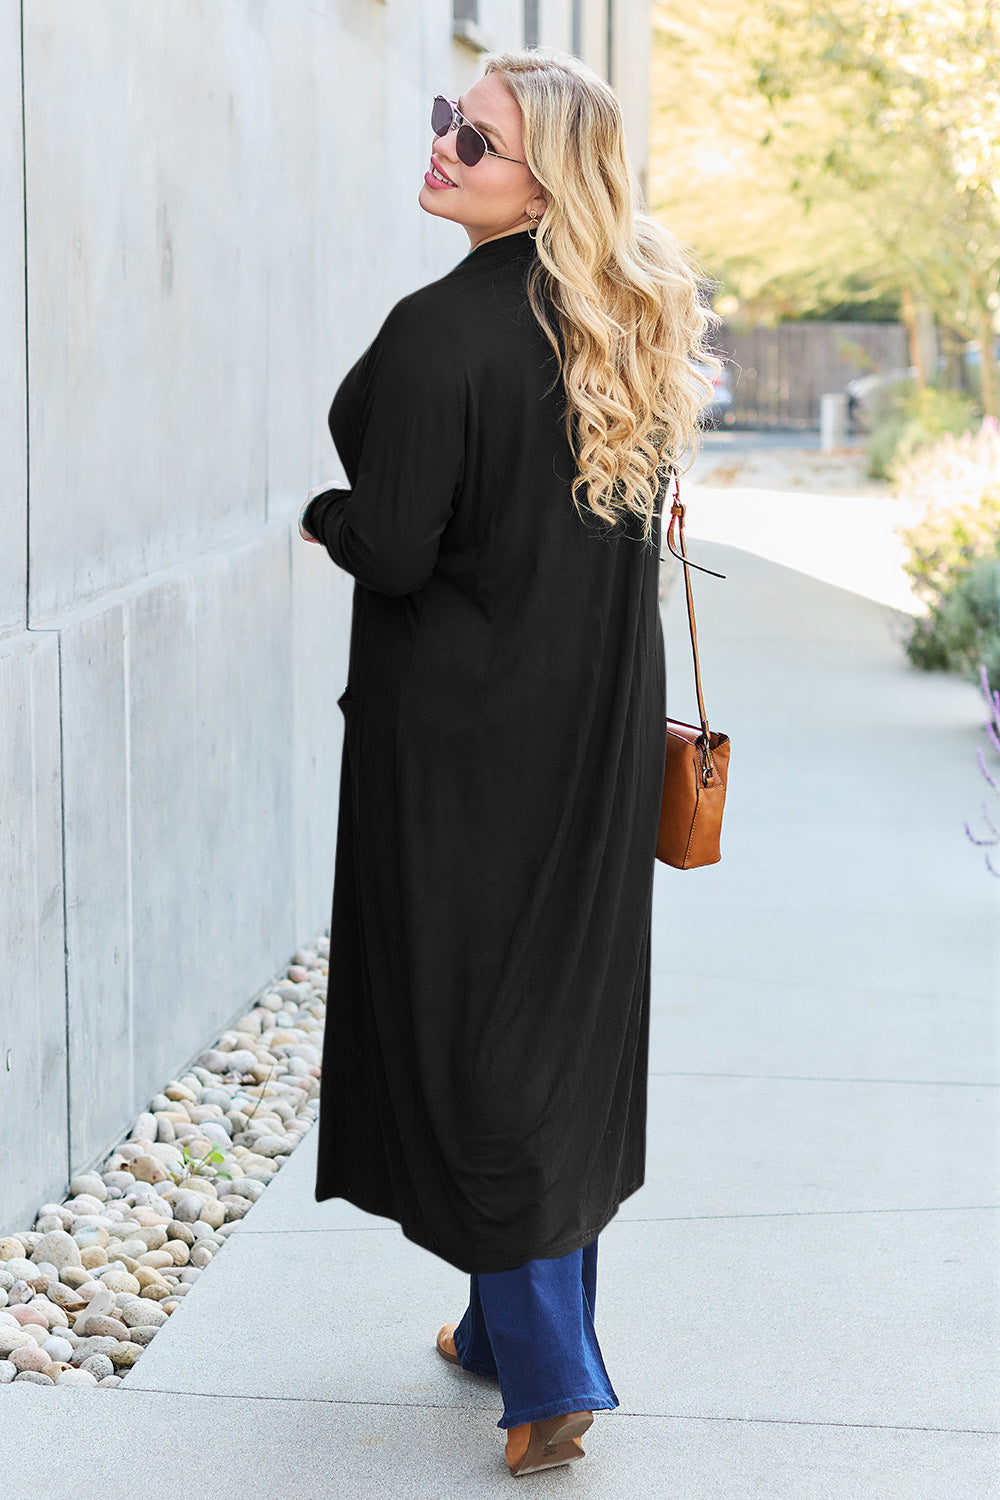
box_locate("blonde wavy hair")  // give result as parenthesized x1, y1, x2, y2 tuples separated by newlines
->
(483, 48, 721, 545)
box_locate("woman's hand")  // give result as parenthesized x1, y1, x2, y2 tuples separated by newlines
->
(299, 490, 326, 544)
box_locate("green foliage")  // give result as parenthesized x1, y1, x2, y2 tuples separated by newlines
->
(649, 7, 901, 323)
(901, 482, 1000, 608)
(171, 1138, 232, 1184)
(864, 378, 918, 478)
(895, 420, 1000, 680)
(965, 665, 1000, 877)
(906, 560, 1000, 682)
(165, 1063, 277, 1186)
(963, 352, 1000, 407)
(810, 291, 902, 323)
(649, 3, 1000, 412)
(867, 384, 982, 479)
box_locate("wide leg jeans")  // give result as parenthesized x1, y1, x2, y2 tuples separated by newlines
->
(451, 1237, 619, 1429)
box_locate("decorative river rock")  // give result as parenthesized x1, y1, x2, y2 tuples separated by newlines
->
(0, 937, 327, 1388)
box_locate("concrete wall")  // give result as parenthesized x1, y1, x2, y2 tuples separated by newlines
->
(0, 0, 651, 1233)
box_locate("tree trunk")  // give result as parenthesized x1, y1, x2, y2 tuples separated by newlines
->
(939, 325, 967, 393)
(975, 303, 999, 419)
(901, 285, 924, 393)
(901, 285, 938, 392)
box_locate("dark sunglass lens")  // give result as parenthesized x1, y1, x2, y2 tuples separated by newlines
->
(456, 124, 485, 166)
(431, 96, 453, 136)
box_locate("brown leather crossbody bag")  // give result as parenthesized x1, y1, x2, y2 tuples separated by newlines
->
(656, 475, 731, 869)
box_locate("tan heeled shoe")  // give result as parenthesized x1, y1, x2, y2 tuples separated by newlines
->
(505, 1410, 593, 1476)
(436, 1323, 461, 1366)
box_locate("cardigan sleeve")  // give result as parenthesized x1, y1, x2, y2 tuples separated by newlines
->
(305, 298, 467, 597)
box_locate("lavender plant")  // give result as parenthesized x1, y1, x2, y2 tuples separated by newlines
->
(965, 665, 1000, 877)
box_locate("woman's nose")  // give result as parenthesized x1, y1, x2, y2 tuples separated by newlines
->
(433, 127, 458, 160)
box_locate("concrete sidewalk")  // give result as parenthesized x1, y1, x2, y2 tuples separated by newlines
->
(2, 537, 998, 1497)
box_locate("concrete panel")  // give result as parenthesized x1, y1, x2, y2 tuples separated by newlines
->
(479, 0, 524, 52)
(59, 602, 133, 1173)
(611, 0, 652, 194)
(578, 0, 610, 76)
(24, 2, 270, 620)
(260, 4, 320, 522)
(189, 527, 296, 1009)
(124, 1221, 472, 1404)
(124, 1206, 1000, 1431)
(621, 1073, 998, 1219)
(599, 1213, 1000, 1431)
(123, 569, 199, 1093)
(126, 529, 295, 1101)
(0, 630, 66, 1231)
(657, 549, 999, 1012)
(648, 971, 997, 1084)
(0, 0, 26, 636)
(653, 895, 991, 1003)
(0, 1390, 994, 1500)
(306, 1, 393, 492)
(539, 0, 574, 52)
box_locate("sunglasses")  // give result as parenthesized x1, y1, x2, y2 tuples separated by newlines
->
(431, 95, 528, 168)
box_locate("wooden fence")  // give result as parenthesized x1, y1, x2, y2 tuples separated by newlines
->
(714, 321, 909, 429)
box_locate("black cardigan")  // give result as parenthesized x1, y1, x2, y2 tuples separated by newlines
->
(309, 227, 666, 1274)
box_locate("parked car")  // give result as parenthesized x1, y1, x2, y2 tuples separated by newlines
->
(693, 359, 734, 428)
(960, 338, 1000, 395)
(847, 340, 999, 429)
(845, 368, 915, 431)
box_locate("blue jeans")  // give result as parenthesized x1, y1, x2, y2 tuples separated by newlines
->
(451, 1237, 620, 1429)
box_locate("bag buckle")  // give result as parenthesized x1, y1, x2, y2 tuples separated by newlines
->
(696, 733, 717, 786)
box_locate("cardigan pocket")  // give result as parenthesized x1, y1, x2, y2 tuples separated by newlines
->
(336, 685, 363, 833)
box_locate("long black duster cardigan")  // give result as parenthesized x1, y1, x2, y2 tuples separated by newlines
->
(305, 227, 666, 1275)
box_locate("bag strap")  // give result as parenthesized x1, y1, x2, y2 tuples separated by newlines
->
(662, 469, 726, 783)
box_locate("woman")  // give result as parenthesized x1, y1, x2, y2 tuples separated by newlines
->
(300, 47, 716, 1477)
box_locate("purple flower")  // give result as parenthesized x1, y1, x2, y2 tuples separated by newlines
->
(967, 665, 1000, 876)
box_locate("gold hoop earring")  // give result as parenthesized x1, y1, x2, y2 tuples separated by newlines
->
(527, 209, 540, 240)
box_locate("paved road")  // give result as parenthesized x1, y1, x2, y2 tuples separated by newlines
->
(3, 533, 997, 1497)
(700, 427, 823, 449)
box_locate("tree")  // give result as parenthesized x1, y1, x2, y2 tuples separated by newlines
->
(744, 0, 1000, 413)
(650, 6, 897, 323)
(651, 1, 1000, 414)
